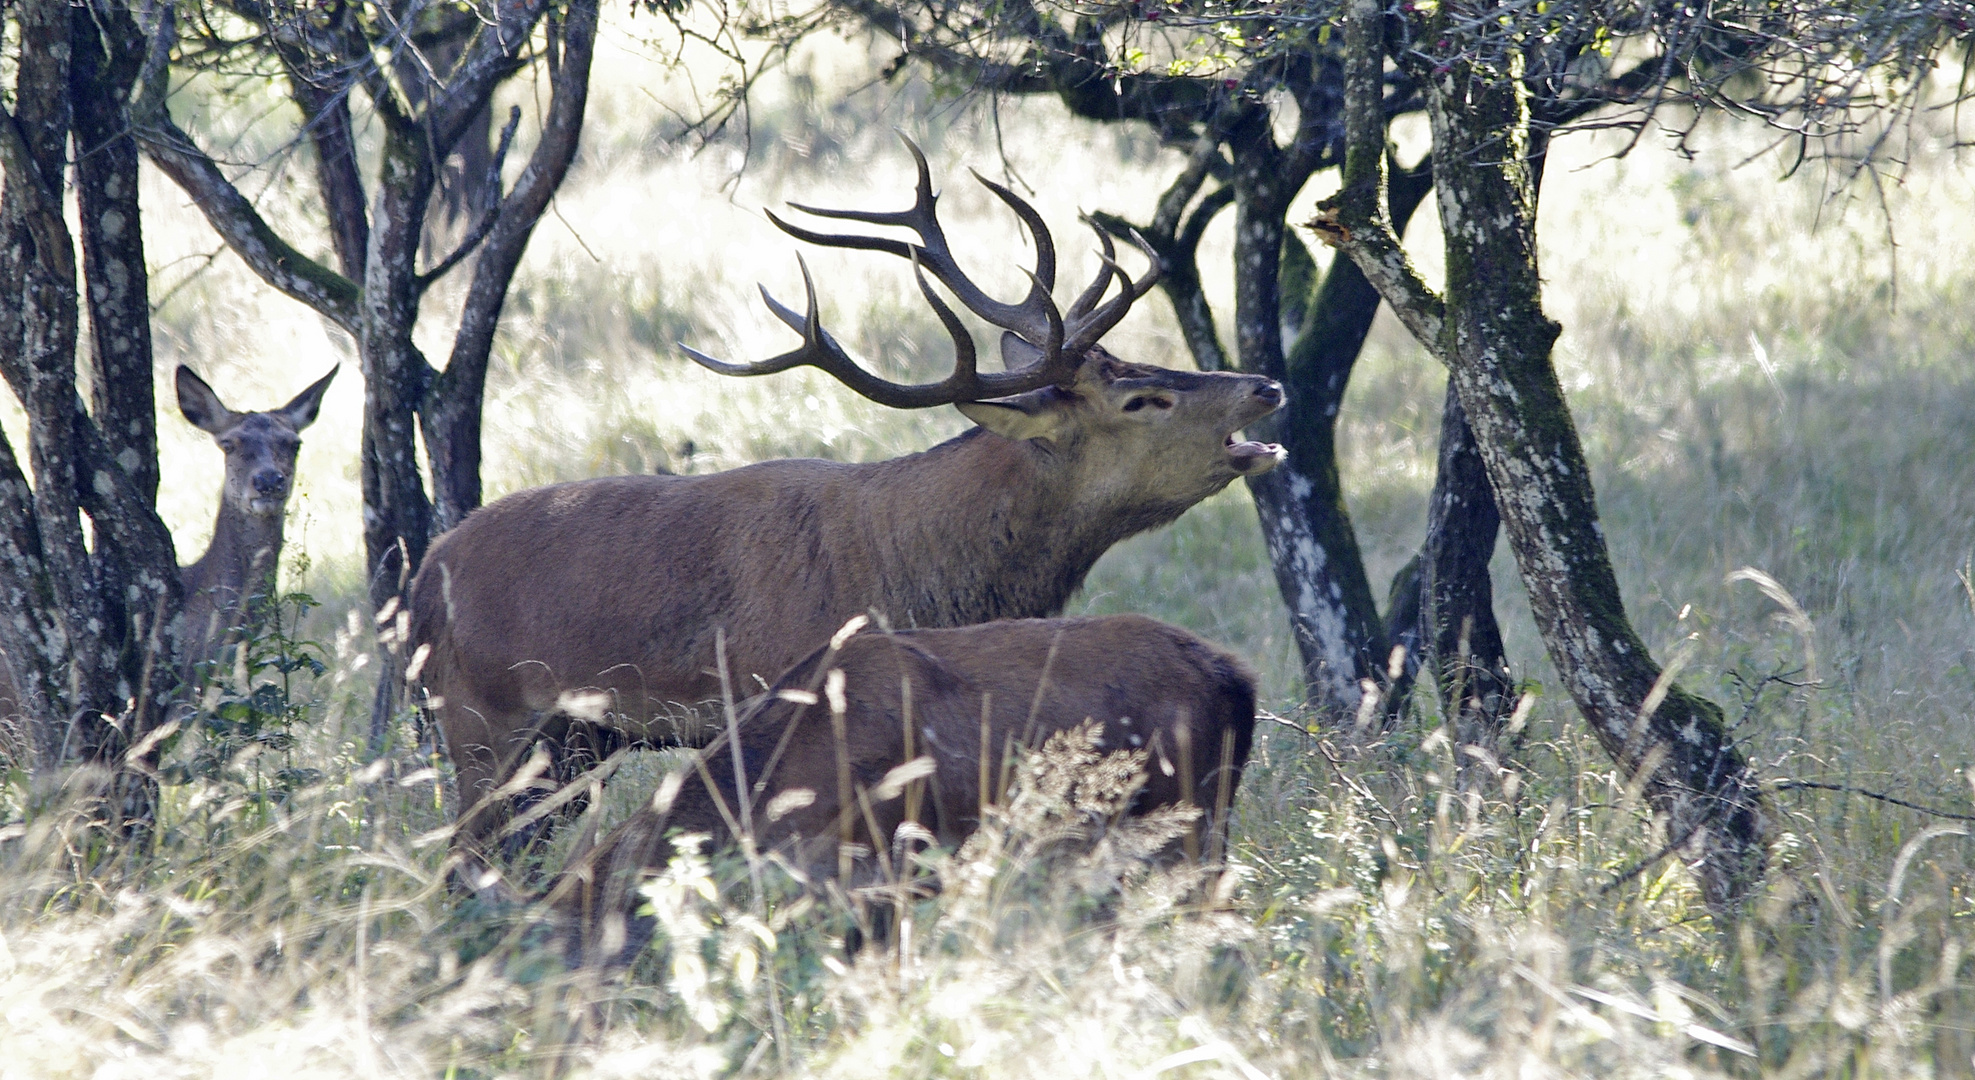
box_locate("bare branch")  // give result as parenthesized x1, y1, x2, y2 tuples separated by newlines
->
(1318, 0, 1445, 355)
(132, 108, 362, 331)
(417, 104, 523, 292)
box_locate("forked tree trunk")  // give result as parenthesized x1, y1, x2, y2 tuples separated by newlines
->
(1, 0, 183, 830)
(1329, 0, 1768, 909)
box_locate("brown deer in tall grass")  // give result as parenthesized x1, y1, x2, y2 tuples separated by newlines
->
(0, 366, 336, 727)
(408, 139, 1284, 859)
(545, 615, 1259, 965)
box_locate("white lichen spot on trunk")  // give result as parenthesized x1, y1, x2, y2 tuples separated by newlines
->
(1271, 507, 1361, 709)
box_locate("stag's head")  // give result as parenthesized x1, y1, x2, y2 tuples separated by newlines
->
(176, 365, 338, 517)
(682, 136, 1285, 506)
(959, 337, 1284, 512)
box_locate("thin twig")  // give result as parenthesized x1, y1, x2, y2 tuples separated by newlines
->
(1771, 780, 1975, 822)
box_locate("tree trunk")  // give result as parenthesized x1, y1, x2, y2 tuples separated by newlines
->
(1, 0, 182, 830)
(358, 129, 440, 618)
(1327, 0, 1769, 909)
(11, 0, 115, 772)
(71, 0, 182, 794)
(72, 1, 157, 508)
(1417, 382, 1513, 746)
(1228, 114, 1442, 719)
(1429, 78, 1765, 903)
(1221, 114, 1382, 715)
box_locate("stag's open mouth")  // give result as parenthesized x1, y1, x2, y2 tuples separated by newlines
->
(1224, 432, 1286, 474)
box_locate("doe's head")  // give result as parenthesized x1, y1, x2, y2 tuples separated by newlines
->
(176, 365, 338, 517)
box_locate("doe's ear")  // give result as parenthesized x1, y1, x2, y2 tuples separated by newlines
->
(176, 365, 237, 434)
(278, 365, 339, 431)
(957, 387, 1072, 443)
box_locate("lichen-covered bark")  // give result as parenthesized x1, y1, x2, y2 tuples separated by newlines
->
(359, 127, 440, 617)
(72, 0, 157, 506)
(1229, 113, 1446, 719)
(13, 0, 117, 771)
(1330, 0, 1768, 910)
(0, 430, 62, 764)
(1214, 110, 1384, 715)
(1429, 71, 1765, 908)
(0, 0, 183, 827)
(1223, 115, 1379, 713)
(70, 0, 185, 782)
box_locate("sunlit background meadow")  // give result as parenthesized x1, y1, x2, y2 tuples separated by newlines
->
(2, 14, 1973, 1077)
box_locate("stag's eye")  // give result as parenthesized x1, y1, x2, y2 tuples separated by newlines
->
(1122, 395, 1173, 413)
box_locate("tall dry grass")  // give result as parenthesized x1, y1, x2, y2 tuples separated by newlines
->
(2, 17, 1972, 1076)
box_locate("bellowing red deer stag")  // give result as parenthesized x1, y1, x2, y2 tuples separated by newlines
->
(408, 139, 1284, 857)
(0, 366, 336, 725)
(547, 615, 1259, 965)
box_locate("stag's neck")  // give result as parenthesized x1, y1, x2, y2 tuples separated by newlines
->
(179, 505, 285, 652)
(851, 428, 1172, 626)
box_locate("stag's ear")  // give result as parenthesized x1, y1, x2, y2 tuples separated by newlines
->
(278, 365, 339, 431)
(176, 366, 237, 434)
(958, 389, 1072, 443)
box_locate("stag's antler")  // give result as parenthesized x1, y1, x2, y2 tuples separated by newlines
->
(680, 134, 1161, 409)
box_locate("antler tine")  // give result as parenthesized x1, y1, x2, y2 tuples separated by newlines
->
(681, 256, 835, 377)
(679, 258, 910, 407)
(772, 135, 1062, 348)
(907, 249, 982, 396)
(766, 208, 917, 261)
(1064, 218, 1121, 324)
(781, 132, 938, 234)
(686, 256, 1076, 410)
(1062, 228, 1162, 356)
(969, 171, 1056, 292)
